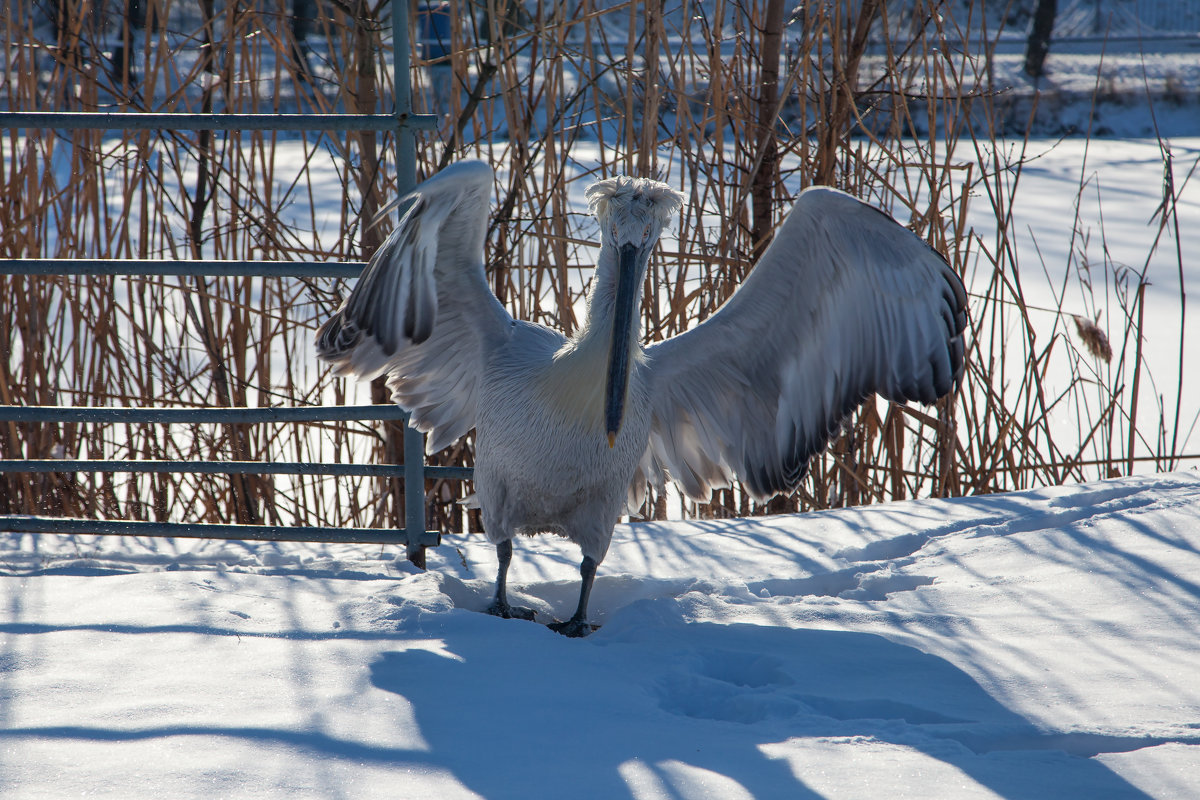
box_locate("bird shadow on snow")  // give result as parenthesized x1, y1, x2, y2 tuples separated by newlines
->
(367, 604, 1161, 800)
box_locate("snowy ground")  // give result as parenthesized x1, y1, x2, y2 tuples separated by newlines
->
(2, 472, 1199, 798)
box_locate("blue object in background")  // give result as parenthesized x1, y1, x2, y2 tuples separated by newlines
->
(418, 2, 452, 61)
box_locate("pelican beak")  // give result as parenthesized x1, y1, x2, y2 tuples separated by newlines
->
(605, 243, 640, 448)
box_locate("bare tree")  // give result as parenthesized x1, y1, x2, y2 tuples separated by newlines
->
(1024, 0, 1057, 78)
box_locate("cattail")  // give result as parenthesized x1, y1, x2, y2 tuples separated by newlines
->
(1073, 314, 1113, 363)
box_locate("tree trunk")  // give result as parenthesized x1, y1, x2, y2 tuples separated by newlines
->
(1024, 0, 1057, 79)
(749, 0, 785, 258)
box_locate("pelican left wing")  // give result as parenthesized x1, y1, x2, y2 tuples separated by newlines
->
(642, 186, 968, 501)
(316, 160, 513, 453)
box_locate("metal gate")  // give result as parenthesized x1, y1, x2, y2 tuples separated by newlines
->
(0, 2, 456, 566)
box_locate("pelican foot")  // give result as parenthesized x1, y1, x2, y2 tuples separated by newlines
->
(486, 600, 536, 621)
(547, 616, 597, 638)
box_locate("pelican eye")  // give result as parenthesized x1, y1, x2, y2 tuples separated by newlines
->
(641, 225, 651, 242)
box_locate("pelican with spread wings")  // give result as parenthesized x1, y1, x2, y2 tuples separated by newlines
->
(316, 160, 968, 637)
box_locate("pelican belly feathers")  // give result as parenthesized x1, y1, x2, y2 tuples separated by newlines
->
(474, 323, 652, 565)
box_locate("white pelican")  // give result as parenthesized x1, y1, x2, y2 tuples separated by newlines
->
(316, 160, 967, 637)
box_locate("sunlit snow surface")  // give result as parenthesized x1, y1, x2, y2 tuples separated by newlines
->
(2, 473, 1199, 799)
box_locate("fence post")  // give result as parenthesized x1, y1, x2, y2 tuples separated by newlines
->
(393, 0, 417, 195)
(392, 0, 432, 567)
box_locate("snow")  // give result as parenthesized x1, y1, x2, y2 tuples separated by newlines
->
(3, 472, 1199, 798)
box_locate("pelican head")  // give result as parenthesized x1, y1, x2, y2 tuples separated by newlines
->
(584, 176, 684, 447)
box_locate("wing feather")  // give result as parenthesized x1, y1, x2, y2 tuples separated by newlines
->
(315, 160, 511, 453)
(642, 186, 968, 501)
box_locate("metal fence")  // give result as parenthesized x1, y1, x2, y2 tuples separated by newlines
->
(1055, 0, 1200, 37)
(0, 1, 452, 565)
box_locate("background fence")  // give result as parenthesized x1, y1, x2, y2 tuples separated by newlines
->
(1052, 0, 1200, 37)
(0, 0, 450, 562)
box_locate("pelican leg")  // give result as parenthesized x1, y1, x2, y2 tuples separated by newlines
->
(486, 539, 536, 621)
(548, 556, 598, 638)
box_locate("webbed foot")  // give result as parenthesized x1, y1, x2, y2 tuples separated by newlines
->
(547, 616, 597, 638)
(486, 600, 536, 621)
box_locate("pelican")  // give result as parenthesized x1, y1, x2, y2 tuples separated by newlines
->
(316, 160, 967, 637)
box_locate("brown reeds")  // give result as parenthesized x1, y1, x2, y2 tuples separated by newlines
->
(1, 0, 1193, 536)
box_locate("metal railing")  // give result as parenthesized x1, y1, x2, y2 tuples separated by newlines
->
(0, 1, 454, 565)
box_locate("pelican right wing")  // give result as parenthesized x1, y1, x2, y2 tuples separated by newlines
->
(316, 160, 513, 453)
(641, 186, 968, 502)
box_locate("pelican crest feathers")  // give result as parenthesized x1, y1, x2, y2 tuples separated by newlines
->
(585, 176, 684, 227)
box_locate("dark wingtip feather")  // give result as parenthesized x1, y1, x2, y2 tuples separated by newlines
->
(932, 349, 954, 398)
(940, 264, 969, 386)
(404, 304, 434, 345)
(314, 310, 366, 368)
(403, 250, 436, 345)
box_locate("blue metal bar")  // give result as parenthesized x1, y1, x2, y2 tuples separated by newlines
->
(0, 515, 435, 546)
(0, 460, 474, 480)
(0, 259, 367, 278)
(0, 405, 409, 424)
(391, 1, 428, 564)
(393, 1, 418, 195)
(404, 420, 428, 560)
(0, 111, 438, 132)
